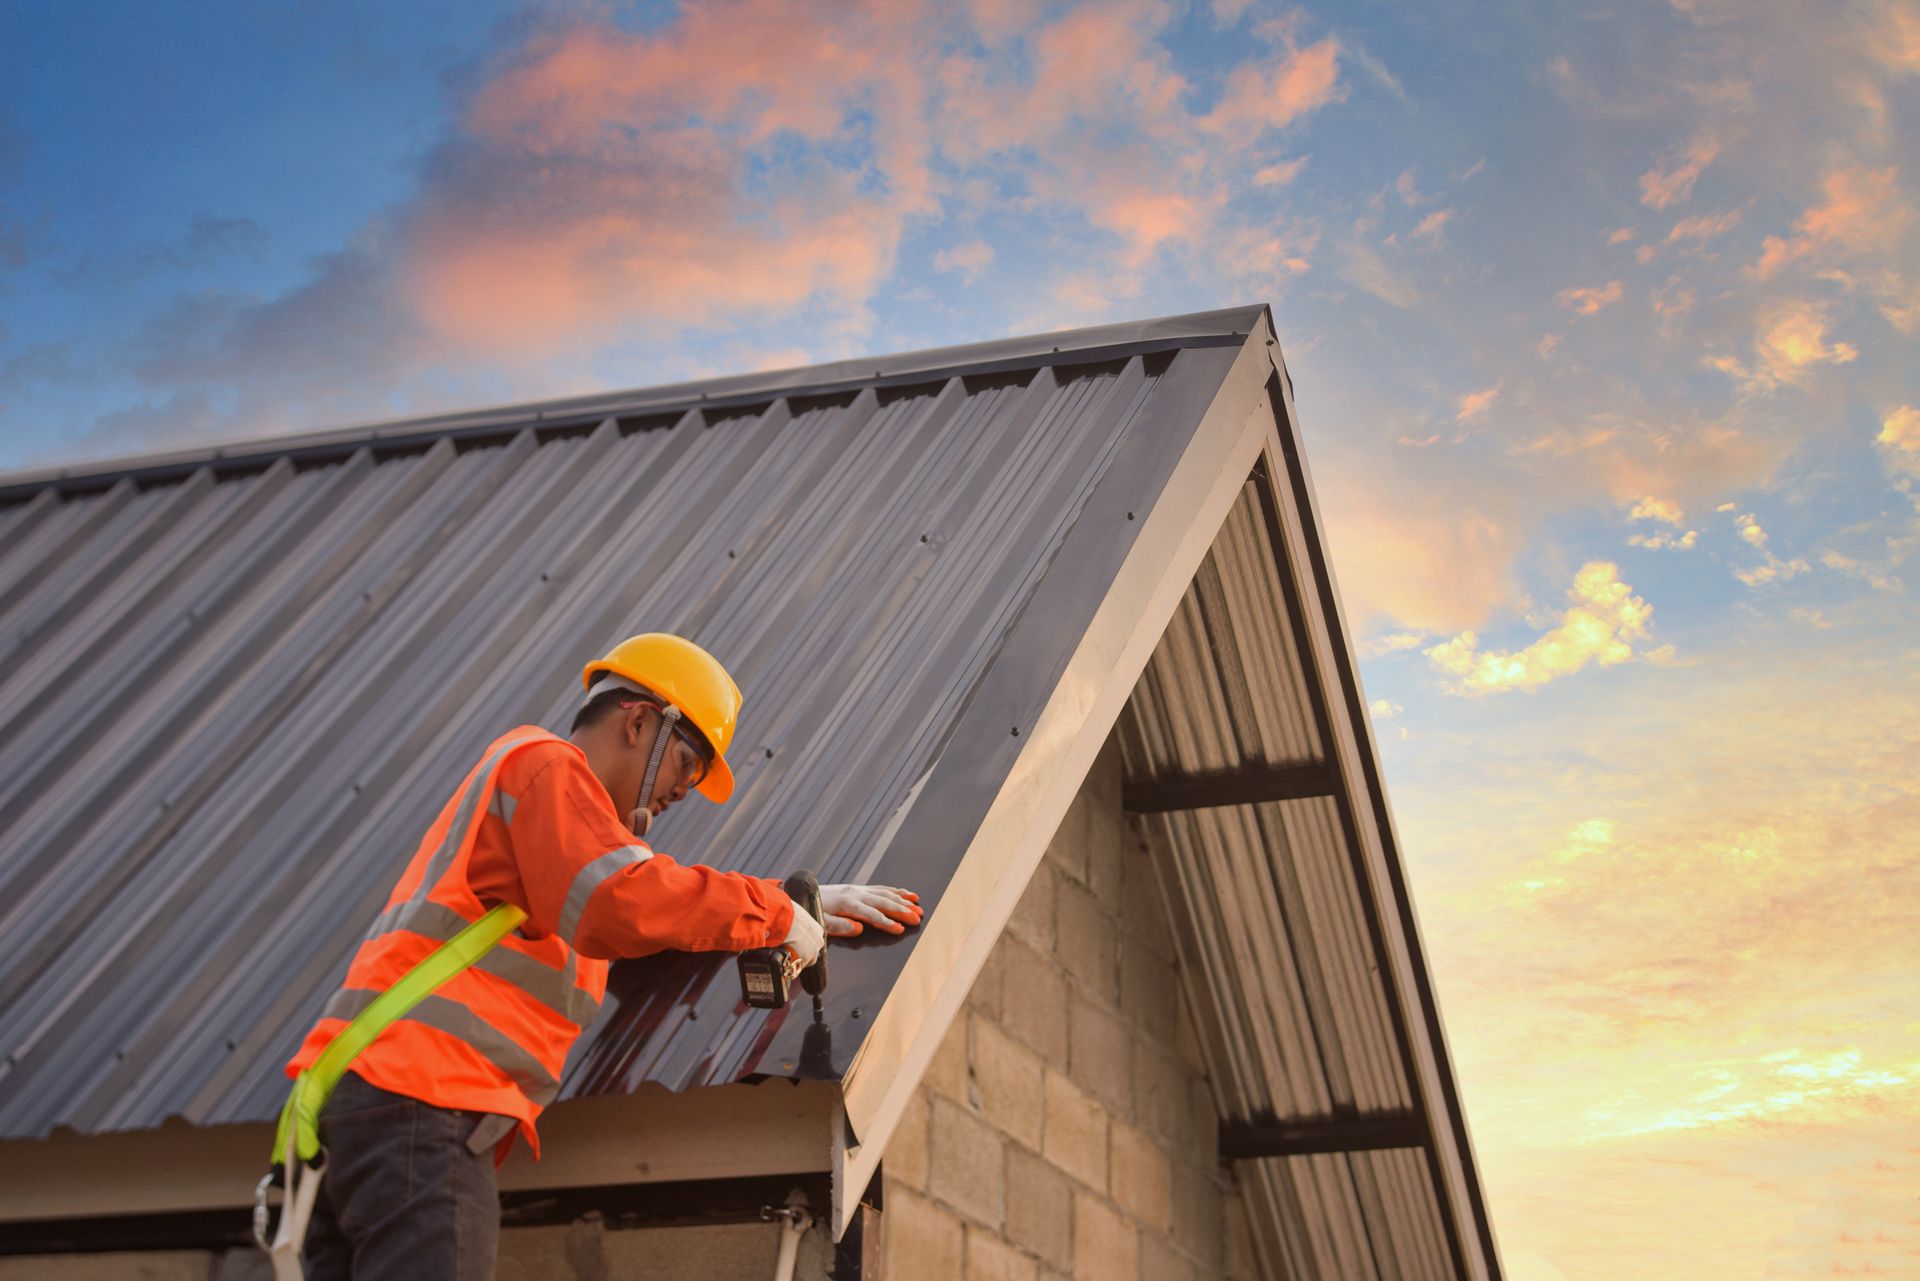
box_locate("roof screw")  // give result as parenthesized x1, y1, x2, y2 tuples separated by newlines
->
(539, 572, 550, 583)
(765, 748, 774, 759)
(919, 534, 928, 543)
(851, 1007, 861, 1019)
(728, 550, 737, 559)
(1011, 726, 1021, 737)
(1126, 511, 1135, 521)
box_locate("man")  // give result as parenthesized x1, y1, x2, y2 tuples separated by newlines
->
(283, 633, 922, 1280)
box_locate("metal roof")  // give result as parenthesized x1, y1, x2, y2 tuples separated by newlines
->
(0, 304, 1499, 1276)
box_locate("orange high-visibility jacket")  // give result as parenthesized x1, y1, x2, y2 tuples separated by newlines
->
(286, 726, 794, 1160)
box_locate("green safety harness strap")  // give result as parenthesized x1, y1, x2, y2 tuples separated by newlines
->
(269, 901, 529, 1169)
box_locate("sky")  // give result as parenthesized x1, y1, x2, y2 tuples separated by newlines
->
(2, 1, 1917, 1275)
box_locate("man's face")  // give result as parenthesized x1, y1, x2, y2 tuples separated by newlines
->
(620, 701, 710, 831)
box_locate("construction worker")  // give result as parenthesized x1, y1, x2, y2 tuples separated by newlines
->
(280, 633, 922, 1281)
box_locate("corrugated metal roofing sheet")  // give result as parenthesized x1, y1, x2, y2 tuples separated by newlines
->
(0, 312, 1255, 1140)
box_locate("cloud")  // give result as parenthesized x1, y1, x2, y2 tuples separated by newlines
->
(1368, 698, 1403, 719)
(1628, 529, 1698, 550)
(1412, 207, 1453, 244)
(408, 3, 944, 356)
(1877, 405, 1920, 479)
(1607, 227, 1635, 246)
(1750, 165, 1908, 279)
(1345, 41, 1409, 105)
(1705, 299, 1859, 392)
(1557, 280, 1624, 314)
(1455, 384, 1500, 422)
(1252, 156, 1307, 186)
(1877, 404, 1920, 453)
(1640, 134, 1719, 209)
(933, 239, 994, 281)
(1339, 241, 1420, 307)
(1629, 497, 1685, 525)
(1667, 209, 1741, 244)
(1318, 467, 1523, 631)
(1730, 512, 1809, 585)
(1729, 561, 1804, 589)
(1202, 36, 1343, 133)
(1425, 562, 1654, 695)
(1821, 549, 1901, 592)
(1360, 631, 1429, 658)
(1863, 0, 1920, 74)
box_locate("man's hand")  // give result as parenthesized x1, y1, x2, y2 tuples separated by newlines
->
(818, 885, 923, 937)
(783, 898, 826, 967)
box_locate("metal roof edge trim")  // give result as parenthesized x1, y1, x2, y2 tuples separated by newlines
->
(0, 305, 1271, 502)
(830, 320, 1280, 1237)
(0, 1081, 839, 1223)
(1259, 350, 1506, 1279)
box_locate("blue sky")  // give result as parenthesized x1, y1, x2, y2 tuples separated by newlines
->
(4, 3, 1918, 1275)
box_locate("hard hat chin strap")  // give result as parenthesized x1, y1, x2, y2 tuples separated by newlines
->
(636, 702, 682, 821)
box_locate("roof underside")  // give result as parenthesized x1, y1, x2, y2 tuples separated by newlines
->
(1120, 472, 1475, 1279)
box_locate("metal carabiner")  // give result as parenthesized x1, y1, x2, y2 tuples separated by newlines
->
(253, 1166, 285, 1252)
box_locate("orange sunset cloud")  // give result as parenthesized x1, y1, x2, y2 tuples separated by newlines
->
(1424, 562, 1656, 695)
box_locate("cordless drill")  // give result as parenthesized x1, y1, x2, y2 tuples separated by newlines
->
(738, 871, 828, 1009)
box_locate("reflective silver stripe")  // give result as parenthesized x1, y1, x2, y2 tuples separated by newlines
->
(413, 734, 544, 900)
(556, 845, 652, 946)
(363, 734, 546, 946)
(491, 790, 517, 826)
(475, 947, 600, 1029)
(362, 900, 601, 1029)
(322, 989, 559, 1106)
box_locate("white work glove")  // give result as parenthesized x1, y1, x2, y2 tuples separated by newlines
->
(818, 884, 923, 937)
(782, 898, 827, 968)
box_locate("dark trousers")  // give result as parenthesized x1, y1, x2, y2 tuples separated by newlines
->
(301, 1072, 502, 1281)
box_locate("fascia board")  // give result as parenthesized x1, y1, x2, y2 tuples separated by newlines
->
(829, 318, 1282, 1240)
(0, 1081, 836, 1222)
(1258, 346, 1506, 1280)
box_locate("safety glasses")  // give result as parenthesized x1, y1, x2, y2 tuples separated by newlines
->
(619, 698, 714, 789)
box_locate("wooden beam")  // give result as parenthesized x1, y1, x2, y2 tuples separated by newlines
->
(1122, 760, 1337, 813)
(1219, 1111, 1426, 1160)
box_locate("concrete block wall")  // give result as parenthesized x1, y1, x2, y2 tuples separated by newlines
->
(881, 738, 1260, 1281)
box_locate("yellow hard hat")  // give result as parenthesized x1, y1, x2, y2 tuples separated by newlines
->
(582, 633, 742, 803)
